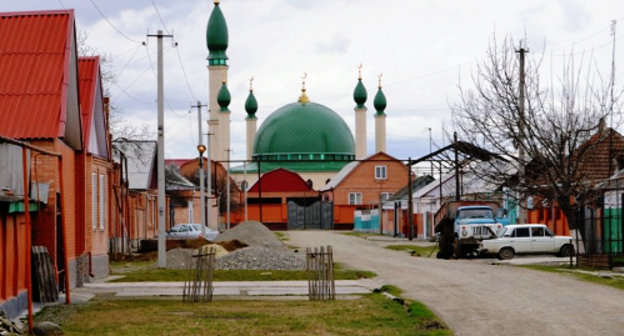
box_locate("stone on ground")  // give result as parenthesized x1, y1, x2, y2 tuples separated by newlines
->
(215, 221, 285, 250)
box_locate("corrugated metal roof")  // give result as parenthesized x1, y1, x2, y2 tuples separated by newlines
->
(114, 141, 157, 190)
(0, 10, 74, 139)
(78, 56, 98, 145)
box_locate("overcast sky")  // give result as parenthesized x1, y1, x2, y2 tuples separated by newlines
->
(2, 0, 624, 170)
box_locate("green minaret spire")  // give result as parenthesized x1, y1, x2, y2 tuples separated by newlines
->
(353, 65, 367, 109)
(206, 0, 228, 65)
(245, 77, 258, 119)
(217, 80, 231, 112)
(373, 74, 386, 116)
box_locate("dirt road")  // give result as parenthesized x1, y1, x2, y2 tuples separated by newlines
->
(287, 231, 624, 336)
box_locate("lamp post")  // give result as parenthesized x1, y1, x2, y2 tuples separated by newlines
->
(197, 144, 207, 235)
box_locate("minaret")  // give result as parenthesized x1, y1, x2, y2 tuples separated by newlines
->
(374, 73, 387, 153)
(353, 64, 368, 159)
(206, 0, 229, 161)
(245, 77, 258, 161)
(217, 79, 231, 163)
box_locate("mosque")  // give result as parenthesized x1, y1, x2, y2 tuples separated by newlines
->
(205, 0, 389, 189)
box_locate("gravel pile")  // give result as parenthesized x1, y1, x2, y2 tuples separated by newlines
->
(215, 221, 285, 250)
(216, 246, 305, 270)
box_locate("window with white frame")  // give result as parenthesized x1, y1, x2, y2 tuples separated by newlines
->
(348, 192, 362, 205)
(92, 173, 97, 230)
(375, 165, 387, 180)
(99, 174, 106, 230)
(380, 192, 393, 201)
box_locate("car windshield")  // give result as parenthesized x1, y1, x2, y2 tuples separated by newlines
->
(498, 227, 511, 238)
(190, 224, 201, 231)
(457, 208, 493, 219)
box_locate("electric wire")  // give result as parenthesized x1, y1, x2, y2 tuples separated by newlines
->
(89, 0, 142, 43)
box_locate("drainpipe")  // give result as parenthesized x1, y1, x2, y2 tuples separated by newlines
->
(58, 156, 71, 304)
(22, 148, 33, 332)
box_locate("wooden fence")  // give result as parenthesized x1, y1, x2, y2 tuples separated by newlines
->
(306, 246, 335, 300)
(183, 246, 216, 302)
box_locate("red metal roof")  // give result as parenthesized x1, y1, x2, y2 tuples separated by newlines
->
(248, 168, 313, 193)
(0, 10, 74, 139)
(78, 56, 98, 145)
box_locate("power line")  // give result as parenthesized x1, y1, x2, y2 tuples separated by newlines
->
(89, 0, 142, 43)
(150, 0, 171, 34)
(174, 46, 199, 101)
(115, 43, 143, 79)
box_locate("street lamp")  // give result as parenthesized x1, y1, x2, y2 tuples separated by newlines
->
(197, 144, 207, 235)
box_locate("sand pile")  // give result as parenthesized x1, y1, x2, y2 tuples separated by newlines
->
(215, 221, 285, 250)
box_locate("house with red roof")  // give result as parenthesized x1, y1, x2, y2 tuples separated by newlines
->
(77, 56, 112, 280)
(0, 9, 111, 318)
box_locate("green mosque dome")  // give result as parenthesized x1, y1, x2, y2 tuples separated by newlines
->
(353, 79, 367, 108)
(253, 101, 355, 162)
(245, 90, 258, 119)
(217, 81, 231, 111)
(206, 1, 228, 65)
(374, 87, 387, 116)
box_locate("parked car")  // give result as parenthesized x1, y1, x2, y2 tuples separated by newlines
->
(480, 224, 573, 260)
(166, 223, 219, 241)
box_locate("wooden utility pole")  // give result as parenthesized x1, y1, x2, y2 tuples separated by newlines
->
(516, 43, 528, 224)
(408, 157, 414, 241)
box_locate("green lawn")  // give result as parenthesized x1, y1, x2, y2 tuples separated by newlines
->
(110, 263, 376, 282)
(521, 265, 624, 291)
(385, 244, 438, 257)
(35, 294, 450, 336)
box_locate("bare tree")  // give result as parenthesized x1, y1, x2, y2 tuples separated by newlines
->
(451, 35, 622, 232)
(78, 30, 153, 142)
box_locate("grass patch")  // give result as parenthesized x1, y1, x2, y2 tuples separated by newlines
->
(376, 284, 403, 297)
(110, 263, 376, 282)
(521, 265, 624, 291)
(35, 294, 450, 336)
(274, 231, 289, 242)
(341, 231, 381, 238)
(385, 244, 438, 257)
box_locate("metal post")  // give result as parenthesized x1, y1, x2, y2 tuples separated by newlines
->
(454, 132, 460, 201)
(429, 127, 433, 177)
(196, 102, 206, 236)
(408, 157, 414, 241)
(244, 161, 248, 222)
(226, 150, 231, 230)
(206, 132, 212, 230)
(258, 158, 263, 222)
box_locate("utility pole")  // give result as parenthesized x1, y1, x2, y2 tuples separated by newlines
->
(147, 30, 174, 268)
(516, 43, 528, 224)
(225, 148, 233, 230)
(193, 101, 208, 236)
(454, 132, 460, 201)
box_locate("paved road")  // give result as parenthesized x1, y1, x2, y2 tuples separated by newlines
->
(287, 231, 624, 336)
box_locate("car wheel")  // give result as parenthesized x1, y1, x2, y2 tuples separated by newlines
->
(498, 247, 515, 260)
(559, 244, 574, 257)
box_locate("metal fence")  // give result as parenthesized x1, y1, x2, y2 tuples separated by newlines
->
(183, 245, 216, 302)
(306, 246, 335, 300)
(575, 194, 624, 268)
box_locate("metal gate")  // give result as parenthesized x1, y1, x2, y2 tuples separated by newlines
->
(287, 200, 333, 230)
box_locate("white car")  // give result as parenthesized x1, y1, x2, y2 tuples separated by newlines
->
(166, 223, 219, 241)
(480, 224, 573, 260)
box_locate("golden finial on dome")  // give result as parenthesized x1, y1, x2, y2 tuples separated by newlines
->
(221, 72, 227, 84)
(249, 76, 254, 91)
(378, 73, 383, 88)
(298, 72, 309, 103)
(358, 63, 363, 80)
(214, 0, 220, 5)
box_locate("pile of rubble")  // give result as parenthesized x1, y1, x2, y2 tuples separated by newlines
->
(165, 221, 304, 270)
(0, 311, 23, 336)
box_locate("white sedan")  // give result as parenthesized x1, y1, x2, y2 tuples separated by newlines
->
(480, 224, 573, 260)
(166, 223, 219, 241)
